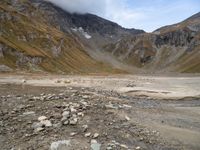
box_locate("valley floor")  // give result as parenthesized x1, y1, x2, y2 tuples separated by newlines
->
(0, 74, 200, 150)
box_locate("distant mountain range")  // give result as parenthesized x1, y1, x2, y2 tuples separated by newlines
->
(0, 0, 200, 73)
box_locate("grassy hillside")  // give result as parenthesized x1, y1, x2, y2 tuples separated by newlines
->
(0, 0, 122, 74)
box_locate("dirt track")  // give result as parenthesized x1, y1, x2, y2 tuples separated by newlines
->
(0, 74, 200, 150)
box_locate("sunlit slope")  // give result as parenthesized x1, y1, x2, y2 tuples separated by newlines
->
(0, 1, 120, 74)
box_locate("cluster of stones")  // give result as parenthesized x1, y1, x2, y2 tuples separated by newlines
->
(60, 101, 88, 126)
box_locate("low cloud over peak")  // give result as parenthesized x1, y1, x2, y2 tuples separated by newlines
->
(47, 0, 200, 32)
(46, 0, 106, 15)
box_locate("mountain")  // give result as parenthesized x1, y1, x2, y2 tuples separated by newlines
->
(103, 12, 200, 73)
(0, 0, 200, 73)
(0, 0, 131, 74)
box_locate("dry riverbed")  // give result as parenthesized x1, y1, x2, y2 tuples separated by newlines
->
(0, 74, 200, 150)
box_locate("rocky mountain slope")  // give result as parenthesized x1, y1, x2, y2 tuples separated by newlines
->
(0, 0, 200, 73)
(103, 13, 200, 73)
(0, 0, 129, 74)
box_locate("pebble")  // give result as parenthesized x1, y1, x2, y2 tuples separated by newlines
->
(77, 112, 84, 117)
(70, 107, 77, 113)
(82, 95, 89, 99)
(91, 141, 101, 150)
(120, 144, 128, 148)
(81, 101, 88, 106)
(136, 146, 141, 150)
(82, 125, 88, 132)
(106, 146, 113, 150)
(38, 116, 47, 121)
(41, 120, 52, 127)
(62, 111, 70, 118)
(23, 111, 35, 116)
(61, 117, 68, 123)
(64, 80, 71, 84)
(50, 140, 71, 150)
(63, 120, 69, 125)
(93, 133, 99, 138)
(35, 127, 44, 132)
(91, 139, 98, 144)
(70, 132, 77, 136)
(69, 118, 78, 125)
(32, 122, 43, 129)
(125, 116, 130, 121)
(85, 132, 91, 137)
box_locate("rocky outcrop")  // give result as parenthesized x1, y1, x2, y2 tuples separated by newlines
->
(155, 29, 195, 47)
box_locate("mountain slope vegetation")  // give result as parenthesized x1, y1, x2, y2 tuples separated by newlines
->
(0, 0, 122, 74)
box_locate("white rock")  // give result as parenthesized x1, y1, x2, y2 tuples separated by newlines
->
(63, 120, 69, 125)
(93, 133, 99, 138)
(82, 95, 89, 99)
(23, 111, 35, 116)
(50, 140, 71, 150)
(85, 132, 91, 137)
(136, 146, 141, 150)
(62, 111, 70, 118)
(77, 112, 84, 117)
(91, 141, 101, 150)
(70, 132, 77, 136)
(38, 116, 47, 121)
(122, 104, 132, 108)
(72, 114, 77, 118)
(64, 80, 71, 84)
(120, 144, 128, 148)
(125, 116, 130, 121)
(106, 146, 113, 150)
(35, 127, 44, 132)
(41, 120, 52, 127)
(69, 118, 78, 125)
(91, 139, 97, 144)
(70, 108, 77, 113)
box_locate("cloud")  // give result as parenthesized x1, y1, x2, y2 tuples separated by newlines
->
(47, 0, 144, 29)
(46, 0, 106, 15)
(46, 0, 200, 32)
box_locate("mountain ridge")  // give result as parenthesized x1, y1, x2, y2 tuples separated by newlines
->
(0, 0, 200, 73)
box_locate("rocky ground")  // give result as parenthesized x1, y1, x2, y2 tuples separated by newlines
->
(0, 74, 200, 150)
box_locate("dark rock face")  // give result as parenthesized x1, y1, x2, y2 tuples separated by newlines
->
(155, 29, 195, 47)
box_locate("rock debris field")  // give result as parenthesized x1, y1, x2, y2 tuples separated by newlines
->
(0, 75, 200, 150)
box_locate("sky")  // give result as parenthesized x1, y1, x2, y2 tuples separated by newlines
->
(47, 0, 200, 32)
